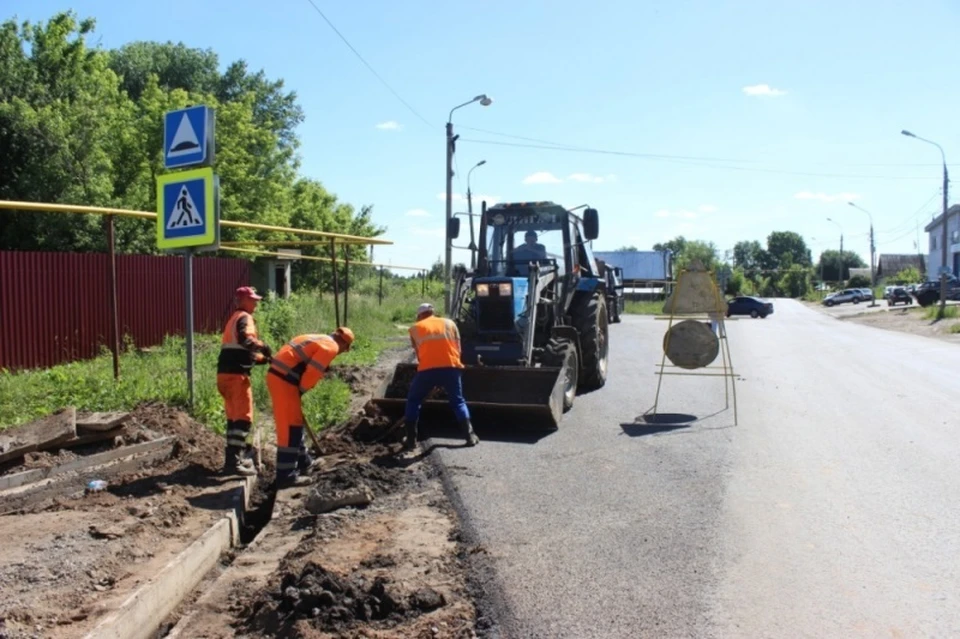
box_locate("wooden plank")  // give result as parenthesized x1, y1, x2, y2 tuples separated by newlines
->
(77, 411, 131, 433)
(0, 437, 176, 492)
(0, 407, 76, 464)
(59, 426, 127, 449)
(0, 443, 176, 514)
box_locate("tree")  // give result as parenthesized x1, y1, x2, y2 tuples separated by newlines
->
(815, 250, 866, 281)
(847, 274, 871, 288)
(0, 11, 376, 264)
(733, 240, 764, 271)
(767, 231, 811, 268)
(616, 245, 639, 252)
(674, 239, 719, 272)
(778, 264, 813, 298)
(653, 236, 686, 255)
(891, 266, 921, 285)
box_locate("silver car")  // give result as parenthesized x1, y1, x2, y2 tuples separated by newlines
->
(823, 288, 866, 307)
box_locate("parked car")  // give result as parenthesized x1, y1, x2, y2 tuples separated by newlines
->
(822, 288, 866, 307)
(914, 275, 960, 307)
(726, 296, 774, 318)
(858, 288, 875, 301)
(886, 287, 912, 306)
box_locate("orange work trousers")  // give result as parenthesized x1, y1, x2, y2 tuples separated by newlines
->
(217, 373, 253, 422)
(266, 372, 305, 448)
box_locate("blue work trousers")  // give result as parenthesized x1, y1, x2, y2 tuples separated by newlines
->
(405, 367, 470, 424)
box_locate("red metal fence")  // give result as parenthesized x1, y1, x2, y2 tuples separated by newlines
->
(0, 251, 250, 370)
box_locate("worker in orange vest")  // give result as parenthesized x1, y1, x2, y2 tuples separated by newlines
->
(403, 303, 478, 451)
(266, 327, 354, 487)
(217, 286, 272, 476)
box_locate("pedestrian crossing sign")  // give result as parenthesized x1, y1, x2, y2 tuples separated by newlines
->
(156, 167, 219, 250)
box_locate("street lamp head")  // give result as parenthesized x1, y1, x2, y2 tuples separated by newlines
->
(476, 94, 493, 107)
(901, 130, 916, 138)
(847, 201, 856, 207)
(477, 160, 487, 167)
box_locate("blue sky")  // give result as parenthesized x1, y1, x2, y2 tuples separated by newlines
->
(7, 0, 960, 270)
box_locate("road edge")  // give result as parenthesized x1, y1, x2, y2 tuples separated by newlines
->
(424, 450, 515, 639)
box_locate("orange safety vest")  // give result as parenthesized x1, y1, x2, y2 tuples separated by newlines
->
(268, 334, 340, 393)
(218, 310, 263, 374)
(221, 310, 258, 349)
(409, 316, 463, 371)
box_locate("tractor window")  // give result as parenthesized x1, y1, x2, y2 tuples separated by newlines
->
(485, 219, 566, 277)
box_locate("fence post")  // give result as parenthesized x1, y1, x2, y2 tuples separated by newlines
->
(344, 248, 350, 326)
(378, 266, 384, 305)
(421, 270, 426, 296)
(330, 238, 340, 327)
(106, 215, 120, 380)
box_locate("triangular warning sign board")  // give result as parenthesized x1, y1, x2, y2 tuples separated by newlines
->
(167, 185, 203, 230)
(167, 114, 201, 157)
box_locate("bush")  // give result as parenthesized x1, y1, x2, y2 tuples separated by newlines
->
(891, 267, 921, 285)
(847, 274, 871, 288)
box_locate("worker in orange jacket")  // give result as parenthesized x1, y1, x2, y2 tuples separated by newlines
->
(266, 327, 354, 487)
(217, 286, 272, 476)
(403, 303, 478, 451)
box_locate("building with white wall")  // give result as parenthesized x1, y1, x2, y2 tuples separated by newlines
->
(924, 204, 960, 280)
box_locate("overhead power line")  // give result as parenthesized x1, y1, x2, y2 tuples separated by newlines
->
(303, 0, 433, 128)
(459, 137, 948, 181)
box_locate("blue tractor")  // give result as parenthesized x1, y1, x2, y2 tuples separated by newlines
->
(372, 201, 609, 429)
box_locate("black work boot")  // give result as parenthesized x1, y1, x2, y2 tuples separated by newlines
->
(403, 420, 418, 451)
(460, 419, 479, 447)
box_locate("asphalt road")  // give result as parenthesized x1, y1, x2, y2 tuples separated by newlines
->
(428, 299, 960, 638)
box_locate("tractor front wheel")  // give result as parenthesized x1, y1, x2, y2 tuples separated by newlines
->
(573, 293, 609, 390)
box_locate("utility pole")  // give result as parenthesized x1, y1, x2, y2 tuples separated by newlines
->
(848, 202, 877, 306)
(902, 129, 950, 315)
(445, 95, 492, 315)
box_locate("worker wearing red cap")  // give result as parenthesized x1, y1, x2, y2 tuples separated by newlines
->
(266, 327, 354, 487)
(403, 303, 478, 451)
(217, 286, 272, 476)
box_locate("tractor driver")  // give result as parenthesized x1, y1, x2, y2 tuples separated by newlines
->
(510, 230, 548, 268)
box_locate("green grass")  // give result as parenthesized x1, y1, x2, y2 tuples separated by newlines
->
(923, 305, 959, 321)
(949, 323, 960, 334)
(623, 300, 664, 315)
(0, 277, 441, 432)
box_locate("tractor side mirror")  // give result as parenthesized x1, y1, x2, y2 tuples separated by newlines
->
(583, 208, 599, 240)
(448, 216, 461, 240)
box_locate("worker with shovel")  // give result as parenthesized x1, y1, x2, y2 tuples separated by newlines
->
(266, 327, 354, 487)
(217, 286, 272, 477)
(403, 303, 479, 451)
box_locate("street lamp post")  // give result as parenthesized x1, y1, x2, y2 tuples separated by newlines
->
(827, 217, 844, 281)
(445, 94, 492, 315)
(902, 129, 950, 315)
(848, 201, 877, 306)
(466, 159, 487, 270)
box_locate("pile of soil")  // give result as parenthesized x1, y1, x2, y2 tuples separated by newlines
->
(312, 457, 420, 500)
(124, 402, 225, 473)
(243, 560, 450, 636)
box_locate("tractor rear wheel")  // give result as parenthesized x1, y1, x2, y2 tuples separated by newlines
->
(573, 293, 609, 390)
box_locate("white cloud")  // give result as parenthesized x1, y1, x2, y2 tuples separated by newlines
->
(522, 171, 563, 185)
(405, 208, 430, 217)
(793, 191, 861, 203)
(698, 204, 718, 213)
(567, 172, 616, 184)
(375, 120, 402, 130)
(742, 83, 787, 97)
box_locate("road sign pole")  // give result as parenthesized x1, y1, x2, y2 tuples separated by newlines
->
(184, 248, 195, 408)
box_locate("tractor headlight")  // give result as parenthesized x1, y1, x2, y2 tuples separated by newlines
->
(476, 283, 490, 297)
(499, 282, 512, 296)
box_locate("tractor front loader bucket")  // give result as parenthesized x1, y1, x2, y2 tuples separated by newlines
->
(370, 363, 566, 430)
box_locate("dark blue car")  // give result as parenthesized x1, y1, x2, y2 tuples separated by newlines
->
(726, 296, 774, 319)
